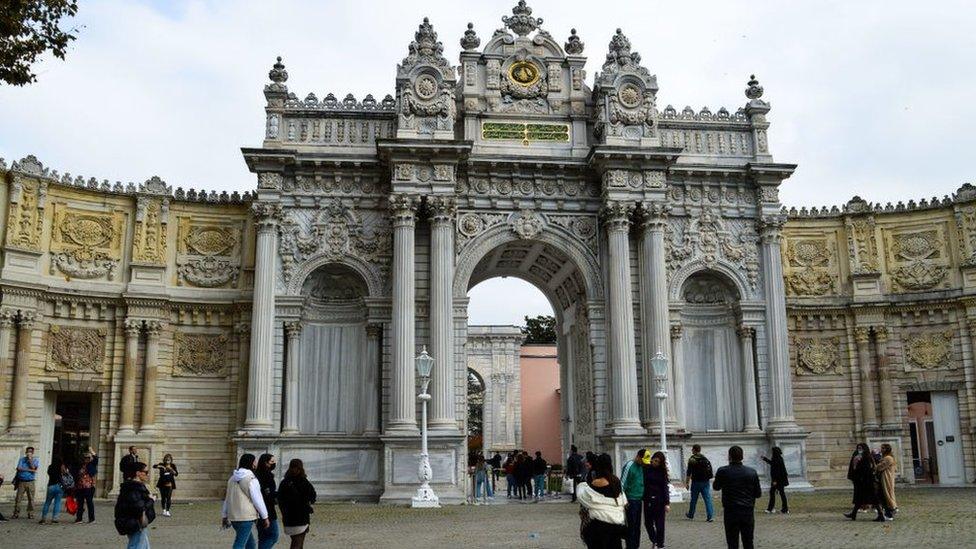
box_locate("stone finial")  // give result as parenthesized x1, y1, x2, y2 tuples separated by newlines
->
(268, 56, 288, 85)
(460, 22, 481, 50)
(502, 0, 543, 37)
(564, 28, 584, 55)
(846, 195, 870, 213)
(745, 74, 763, 100)
(608, 28, 633, 63)
(955, 182, 976, 202)
(413, 17, 442, 58)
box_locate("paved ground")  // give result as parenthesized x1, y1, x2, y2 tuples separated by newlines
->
(1, 488, 973, 548)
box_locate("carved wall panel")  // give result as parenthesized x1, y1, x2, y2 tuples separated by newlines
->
(132, 197, 168, 264)
(176, 218, 242, 288)
(47, 325, 107, 373)
(782, 235, 838, 296)
(5, 178, 45, 250)
(884, 226, 950, 292)
(903, 330, 953, 370)
(793, 336, 840, 375)
(845, 216, 879, 274)
(954, 205, 976, 265)
(174, 332, 228, 377)
(666, 207, 760, 293)
(49, 205, 124, 280)
(455, 174, 600, 201)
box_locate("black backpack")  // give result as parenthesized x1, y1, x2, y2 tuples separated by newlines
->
(691, 455, 713, 480)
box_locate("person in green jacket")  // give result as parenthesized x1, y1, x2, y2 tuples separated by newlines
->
(621, 449, 647, 549)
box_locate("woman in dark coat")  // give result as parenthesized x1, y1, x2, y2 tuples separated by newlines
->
(844, 443, 885, 521)
(642, 451, 671, 549)
(762, 446, 789, 513)
(255, 454, 280, 548)
(277, 459, 317, 549)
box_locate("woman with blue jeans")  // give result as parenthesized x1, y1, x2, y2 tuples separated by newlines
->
(255, 454, 280, 549)
(38, 456, 68, 524)
(222, 453, 270, 549)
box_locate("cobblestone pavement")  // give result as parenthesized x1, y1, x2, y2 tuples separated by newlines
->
(2, 488, 972, 548)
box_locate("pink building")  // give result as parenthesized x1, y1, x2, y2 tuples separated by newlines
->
(520, 345, 562, 464)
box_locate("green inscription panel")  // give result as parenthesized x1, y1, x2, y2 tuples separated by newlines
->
(482, 122, 570, 145)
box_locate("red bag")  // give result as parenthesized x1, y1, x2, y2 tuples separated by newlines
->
(65, 495, 78, 515)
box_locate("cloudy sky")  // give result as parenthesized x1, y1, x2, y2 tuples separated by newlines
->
(1, 0, 973, 324)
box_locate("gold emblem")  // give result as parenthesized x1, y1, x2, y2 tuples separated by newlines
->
(508, 61, 539, 86)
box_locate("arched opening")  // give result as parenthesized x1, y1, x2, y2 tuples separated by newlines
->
(293, 263, 379, 435)
(679, 271, 744, 432)
(467, 368, 485, 453)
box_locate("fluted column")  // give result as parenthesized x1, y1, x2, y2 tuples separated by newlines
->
(875, 327, 898, 429)
(854, 326, 878, 429)
(235, 322, 251, 428)
(245, 203, 280, 430)
(669, 324, 685, 428)
(739, 325, 761, 432)
(639, 203, 675, 427)
(0, 309, 16, 431)
(388, 194, 419, 433)
(282, 321, 303, 434)
(758, 214, 797, 429)
(8, 312, 36, 431)
(604, 201, 643, 434)
(139, 320, 163, 434)
(364, 324, 382, 435)
(118, 318, 142, 434)
(428, 196, 457, 431)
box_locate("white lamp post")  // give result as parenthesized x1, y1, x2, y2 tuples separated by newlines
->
(651, 348, 682, 501)
(411, 346, 440, 508)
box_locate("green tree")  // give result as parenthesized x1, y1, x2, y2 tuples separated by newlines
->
(521, 314, 557, 344)
(1, 0, 80, 86)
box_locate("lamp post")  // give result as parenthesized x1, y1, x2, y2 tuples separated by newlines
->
(412, 346, 440, 508)
(651, 348, 682, 501)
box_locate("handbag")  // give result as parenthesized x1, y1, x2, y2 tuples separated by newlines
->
(65, 495, 78, 515)
(564, 477, 574, 495)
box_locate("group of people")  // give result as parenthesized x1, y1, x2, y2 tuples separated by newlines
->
(0, 445, 100, 525)
(501, 450, 548, 501)
(844, 442, 898, 521)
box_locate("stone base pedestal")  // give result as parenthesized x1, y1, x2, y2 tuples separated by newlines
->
(110, 432, 165, 496)
(380, 432, 465, 505)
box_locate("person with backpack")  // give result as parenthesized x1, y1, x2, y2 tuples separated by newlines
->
(620, 449, 646, 549)
(38, 455, 72, 524)
(114, 461, 156, 549)
(761, 446, 789, 514)
(684, 444, 714, 522)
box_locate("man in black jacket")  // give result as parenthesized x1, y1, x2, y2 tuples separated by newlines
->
(565, 446, 584, 502)
(114, 461, 155, 548)
(713, 446, 762, 549)
(119, 446, 139, 475)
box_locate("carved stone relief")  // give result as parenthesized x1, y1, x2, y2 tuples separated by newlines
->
(904, 331, 953, 370)
(176, 221, 241, 288)
(49, 207, 124, 280)
(885, 228, 949, 292)
(456, 174, 599, 199)
(174, 332, 228, 376)
(132, 197, 168, 264)
(5, 178, 45, 251)
(845, 216, 879, 274)
(667, 207, 760, 292)
(783, 237, 836, 296)
(48, 325, 106, 373)
(794, 337, 840, 375)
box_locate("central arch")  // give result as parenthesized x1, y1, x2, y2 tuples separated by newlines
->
(455, 227, 603, 459)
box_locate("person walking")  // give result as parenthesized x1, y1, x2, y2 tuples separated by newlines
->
(875, 443, 897, 520)
(566, 446, 585, 503)
(73, 447, 99, 524)
(256, 454, 280, 548)
(761, 447, 789, 514)
(12, 446, 39, 519)
(153, 454, 179, 517)
(222, 453, 270, 549)
(277, 459, 316, 549)
(532, 451, 548, 500)
(843, 442, 885, 522)
(114, 461, 156, 549)
(642, 451, 670, 549)
(620, 449, 646, 549)
(577, 453, 627, 549)
(713, 445, 762, 549)
(684, 444, 714, 522)
(39, 456, 71, 524)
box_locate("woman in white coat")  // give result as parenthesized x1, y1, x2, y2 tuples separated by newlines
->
(577, 453, 627, 549)
(221, 454, 270, 549)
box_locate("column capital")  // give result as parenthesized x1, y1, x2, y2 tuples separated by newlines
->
(874, 325, 889, 343)
(251, 202, 283, 229)
(366, 323, 383, 338)
(123, 318, 143, 337)
(389, 193, 420, 227)
(853, 326, 871, 343)
(0, 308, 17, 328)
(284, 320, 303, 339)
(427, 196, 457, 225)
(670, 324, 683, 339)
(601, 200, 635, 231)
(18, 311, 37, 330)
(967, 317, 976, 335)
(639, 202, 671, 231)
(758, 213, 787, 243)
(737, 325, 754, 339)
(145, 320, 165, 338)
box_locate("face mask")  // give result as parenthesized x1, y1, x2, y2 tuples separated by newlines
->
(269, 463, 276, 471)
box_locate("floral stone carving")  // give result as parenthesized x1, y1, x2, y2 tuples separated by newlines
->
(48, 326, 106, 373)
(887, 230, 948, 291)
(784, 238, 835, 296)
(50, 210, 121, 280)
(510, 209, 545, 239)
(177, 223, 240, 288)
(794, 337, 839, 375)
(174, 332, 228, 376)
(904, 331, 953, 369)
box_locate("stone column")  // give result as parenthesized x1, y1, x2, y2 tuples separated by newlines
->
(0, 309, 16, 431)
(875, 326, 898, 429)
(758, 214, 797, 429)
(387, 194, 419, 433)
(739, 325, 761, 432)
(245, 203, 279, 430)
(428, 197, 457, 431)
(235, 322, 251, 429)
(8, 312, 36, 430)
(118, 318, 142, 434)
(282, 321, 303, 434)
(604, 202, 643, 434)
(364, 324, 382, 435)
(854, 326, 878, 429)
(669, 324, 685, 428)
(139, 320, 163, 434)
(639, 203, 676, 427)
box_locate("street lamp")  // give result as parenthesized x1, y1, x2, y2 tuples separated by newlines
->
(651, 348, 682, 501)
(411, 346, 440, 508)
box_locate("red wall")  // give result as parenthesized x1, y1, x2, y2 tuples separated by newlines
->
(520, 345, 562, 464)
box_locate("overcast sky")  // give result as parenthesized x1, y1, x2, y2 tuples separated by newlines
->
(1, 0, 973, 324)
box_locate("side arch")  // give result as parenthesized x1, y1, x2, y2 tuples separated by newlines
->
(669, 258, 751, 302)
(285, 253, 384, 297)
